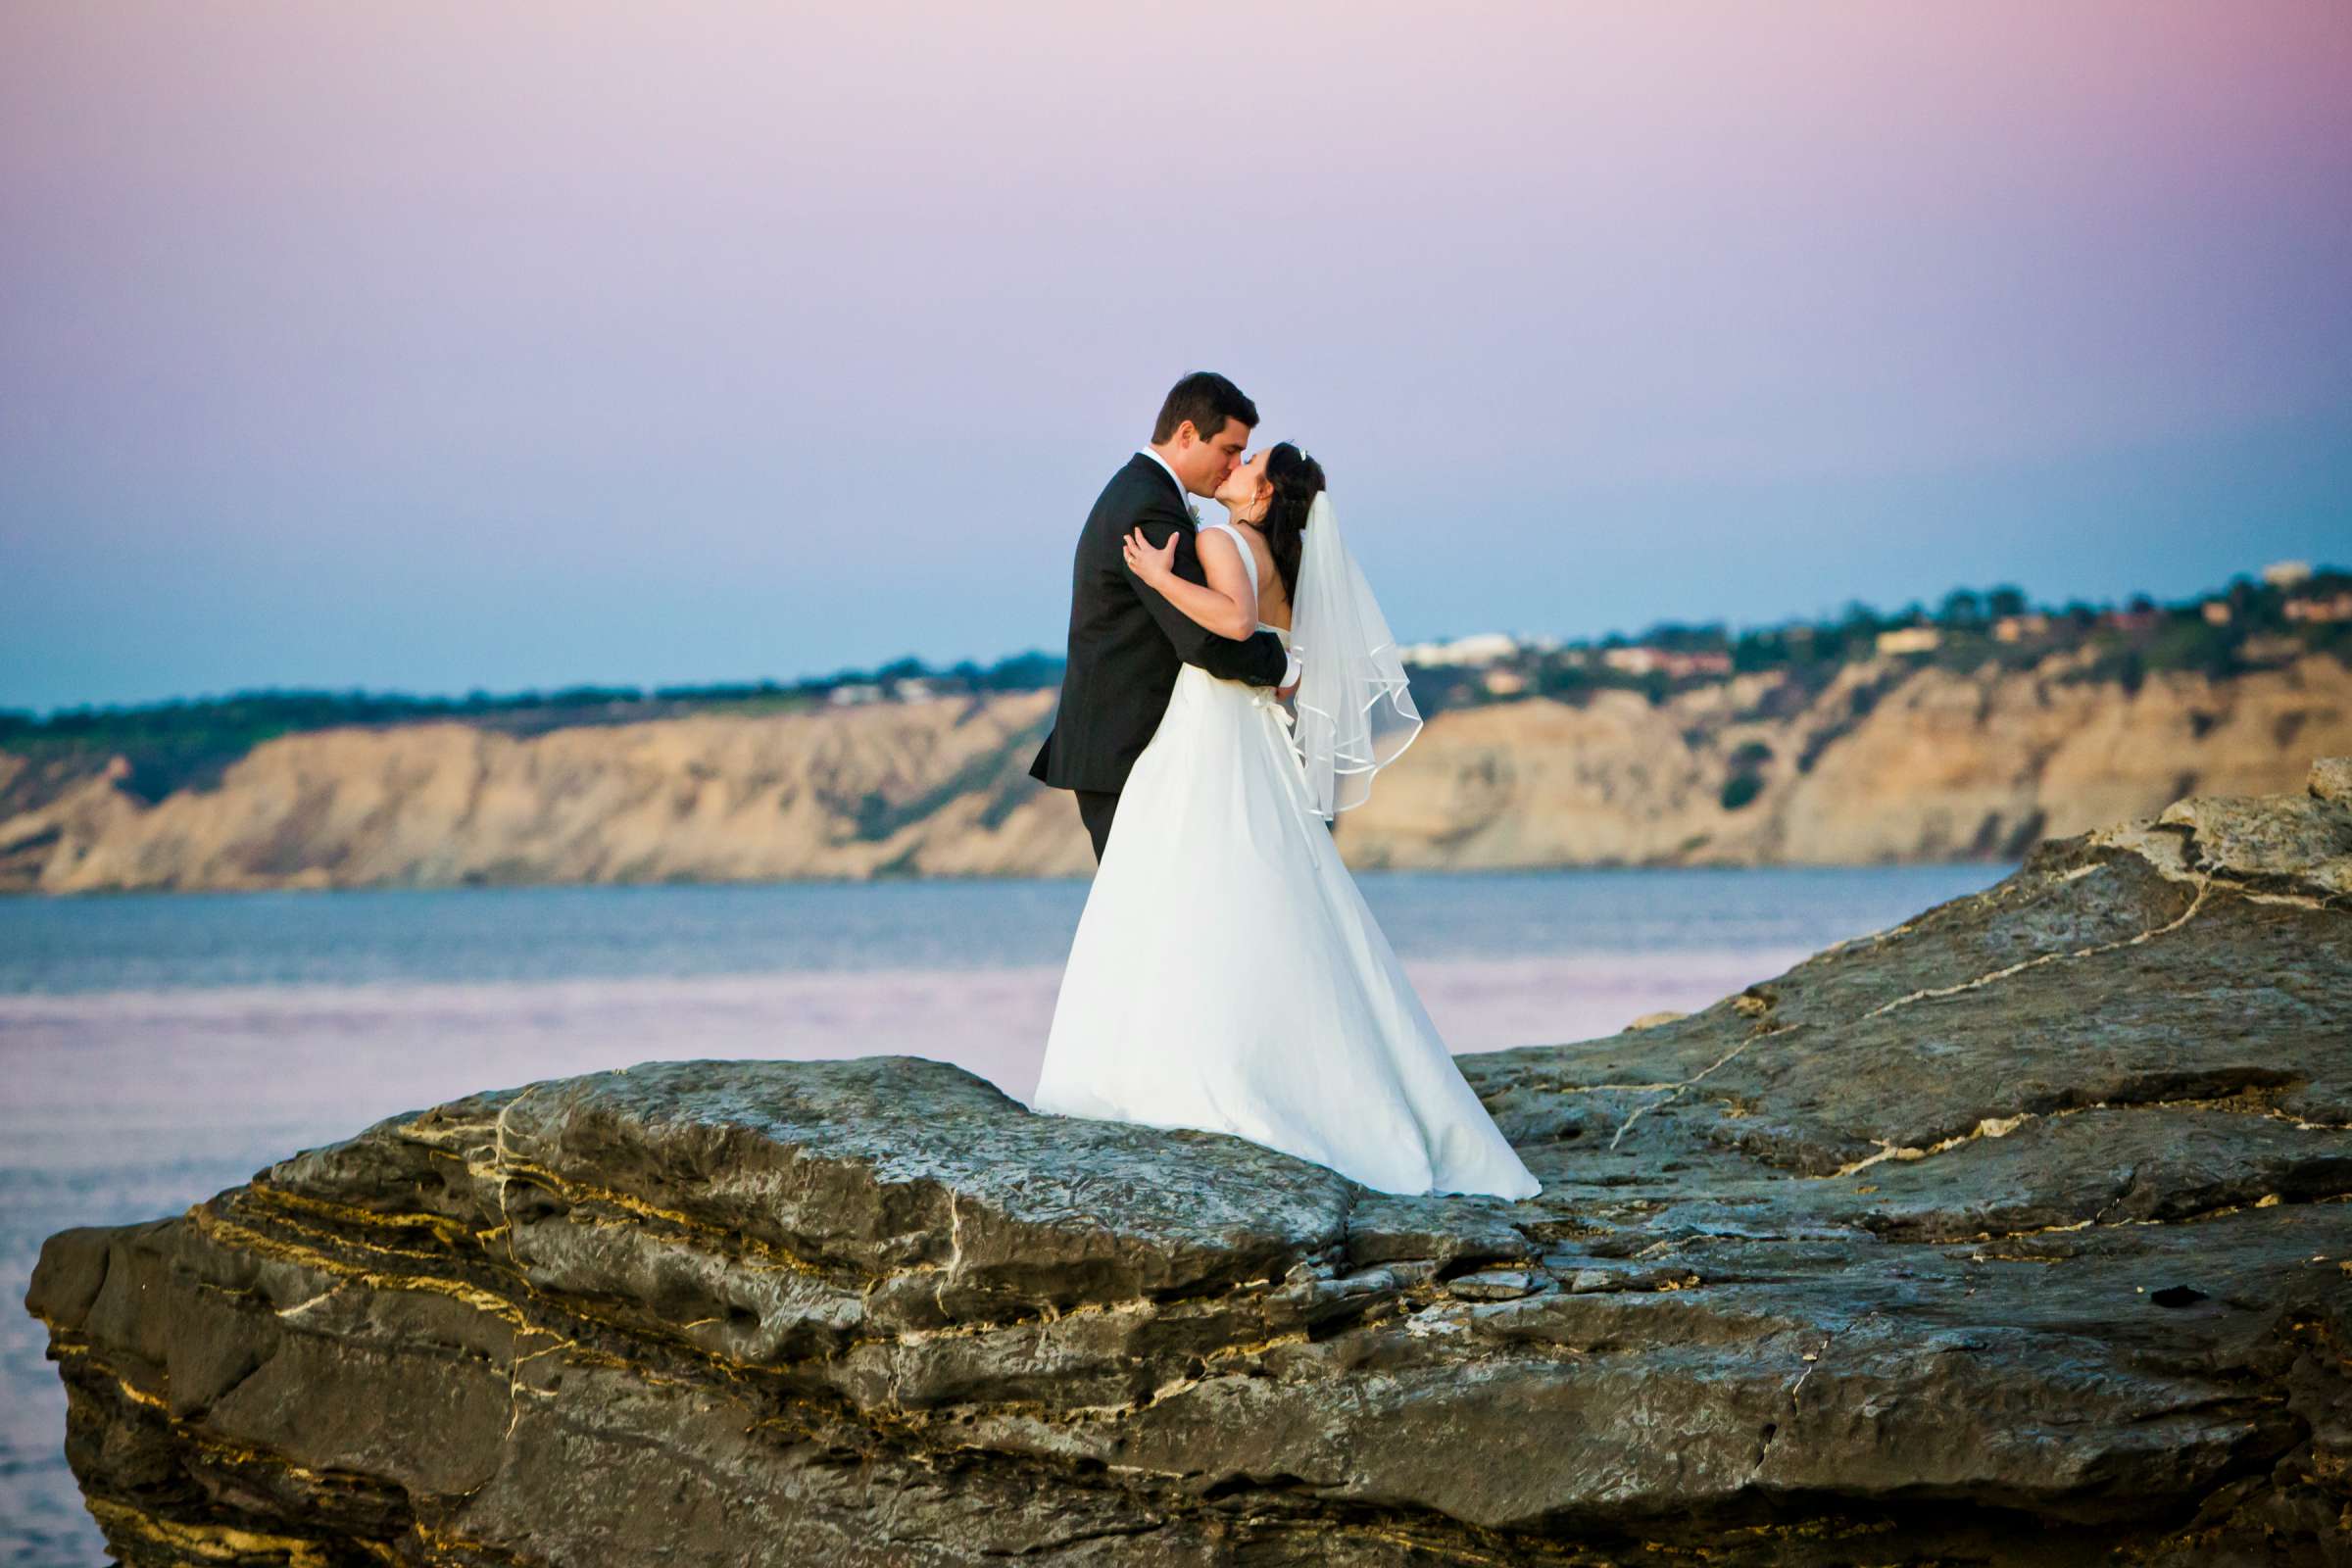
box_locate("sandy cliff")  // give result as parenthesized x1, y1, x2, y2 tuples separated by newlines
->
(4, 691, 1087, 892)
(5, 653, 2347, 891)
(1339, 651, 2352, 868)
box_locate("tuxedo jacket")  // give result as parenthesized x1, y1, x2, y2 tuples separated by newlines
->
(1029, 453, 1290, 795)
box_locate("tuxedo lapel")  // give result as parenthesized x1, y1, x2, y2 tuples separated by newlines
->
(1125, 452, 1197, 528)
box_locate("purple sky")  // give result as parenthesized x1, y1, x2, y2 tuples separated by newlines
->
(4, 2, 2348, 712)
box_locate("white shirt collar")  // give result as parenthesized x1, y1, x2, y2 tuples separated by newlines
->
(1138, 447, 1198, 519)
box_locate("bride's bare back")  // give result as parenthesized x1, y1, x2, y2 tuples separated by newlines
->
(1233, 522, 1292, 631)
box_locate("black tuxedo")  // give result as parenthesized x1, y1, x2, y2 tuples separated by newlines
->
(1030, 454, 1289, 844)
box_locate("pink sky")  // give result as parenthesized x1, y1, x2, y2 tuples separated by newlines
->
(3, 2, 2348, 709)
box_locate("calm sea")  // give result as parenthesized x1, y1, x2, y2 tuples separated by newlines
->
(0, 864, 2006, 1562)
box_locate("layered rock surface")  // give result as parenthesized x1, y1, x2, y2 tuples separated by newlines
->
(25, 761, 2352, 1564)
(6, 653, 2347, 891)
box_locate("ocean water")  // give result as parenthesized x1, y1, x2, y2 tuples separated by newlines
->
(0, 863, 2007, 1561)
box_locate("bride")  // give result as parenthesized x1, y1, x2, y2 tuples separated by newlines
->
(1029, 443, 1542, 1200)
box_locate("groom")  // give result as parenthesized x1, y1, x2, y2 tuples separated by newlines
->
(1029, 370, 1299, 861)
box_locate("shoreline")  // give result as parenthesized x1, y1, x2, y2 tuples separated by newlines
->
(0, 852, 2022, 899)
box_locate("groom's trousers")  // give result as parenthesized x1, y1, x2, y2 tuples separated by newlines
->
(1075, 789, 1120, 863)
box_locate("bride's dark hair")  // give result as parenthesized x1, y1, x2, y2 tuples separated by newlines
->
(1258, 442, 1326, 603)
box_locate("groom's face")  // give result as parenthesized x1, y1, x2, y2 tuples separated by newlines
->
(1173, 416, 1251, 496)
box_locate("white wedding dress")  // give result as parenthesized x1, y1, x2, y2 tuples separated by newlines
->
(1030, 519, 1542, 1200)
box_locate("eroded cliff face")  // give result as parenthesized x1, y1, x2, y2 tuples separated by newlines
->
(5, 691, 1089, 892)
(5, 654, 2347, 892)
(1337, 651, 2352, 868)
(24, 761, 2352, 1565)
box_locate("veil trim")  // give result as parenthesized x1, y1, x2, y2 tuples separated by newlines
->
(1285, 492, 1422, 818)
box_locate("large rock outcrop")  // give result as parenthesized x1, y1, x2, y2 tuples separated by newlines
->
(24, 760, 2352, 1564)
(7, 653, 2347, 891)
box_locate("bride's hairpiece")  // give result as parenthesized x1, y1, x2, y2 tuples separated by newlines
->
(1280, 447, 1320, 511)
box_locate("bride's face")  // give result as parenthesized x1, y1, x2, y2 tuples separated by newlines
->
(1215, 449, 1273, 518)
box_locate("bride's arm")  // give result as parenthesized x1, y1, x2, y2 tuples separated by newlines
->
(1123, 526, 1255, 640)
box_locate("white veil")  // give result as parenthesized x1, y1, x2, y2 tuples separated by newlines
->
(1288, 490, 1423, 818)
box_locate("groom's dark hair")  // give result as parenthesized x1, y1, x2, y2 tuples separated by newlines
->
(1152, 371, 1258, 444)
